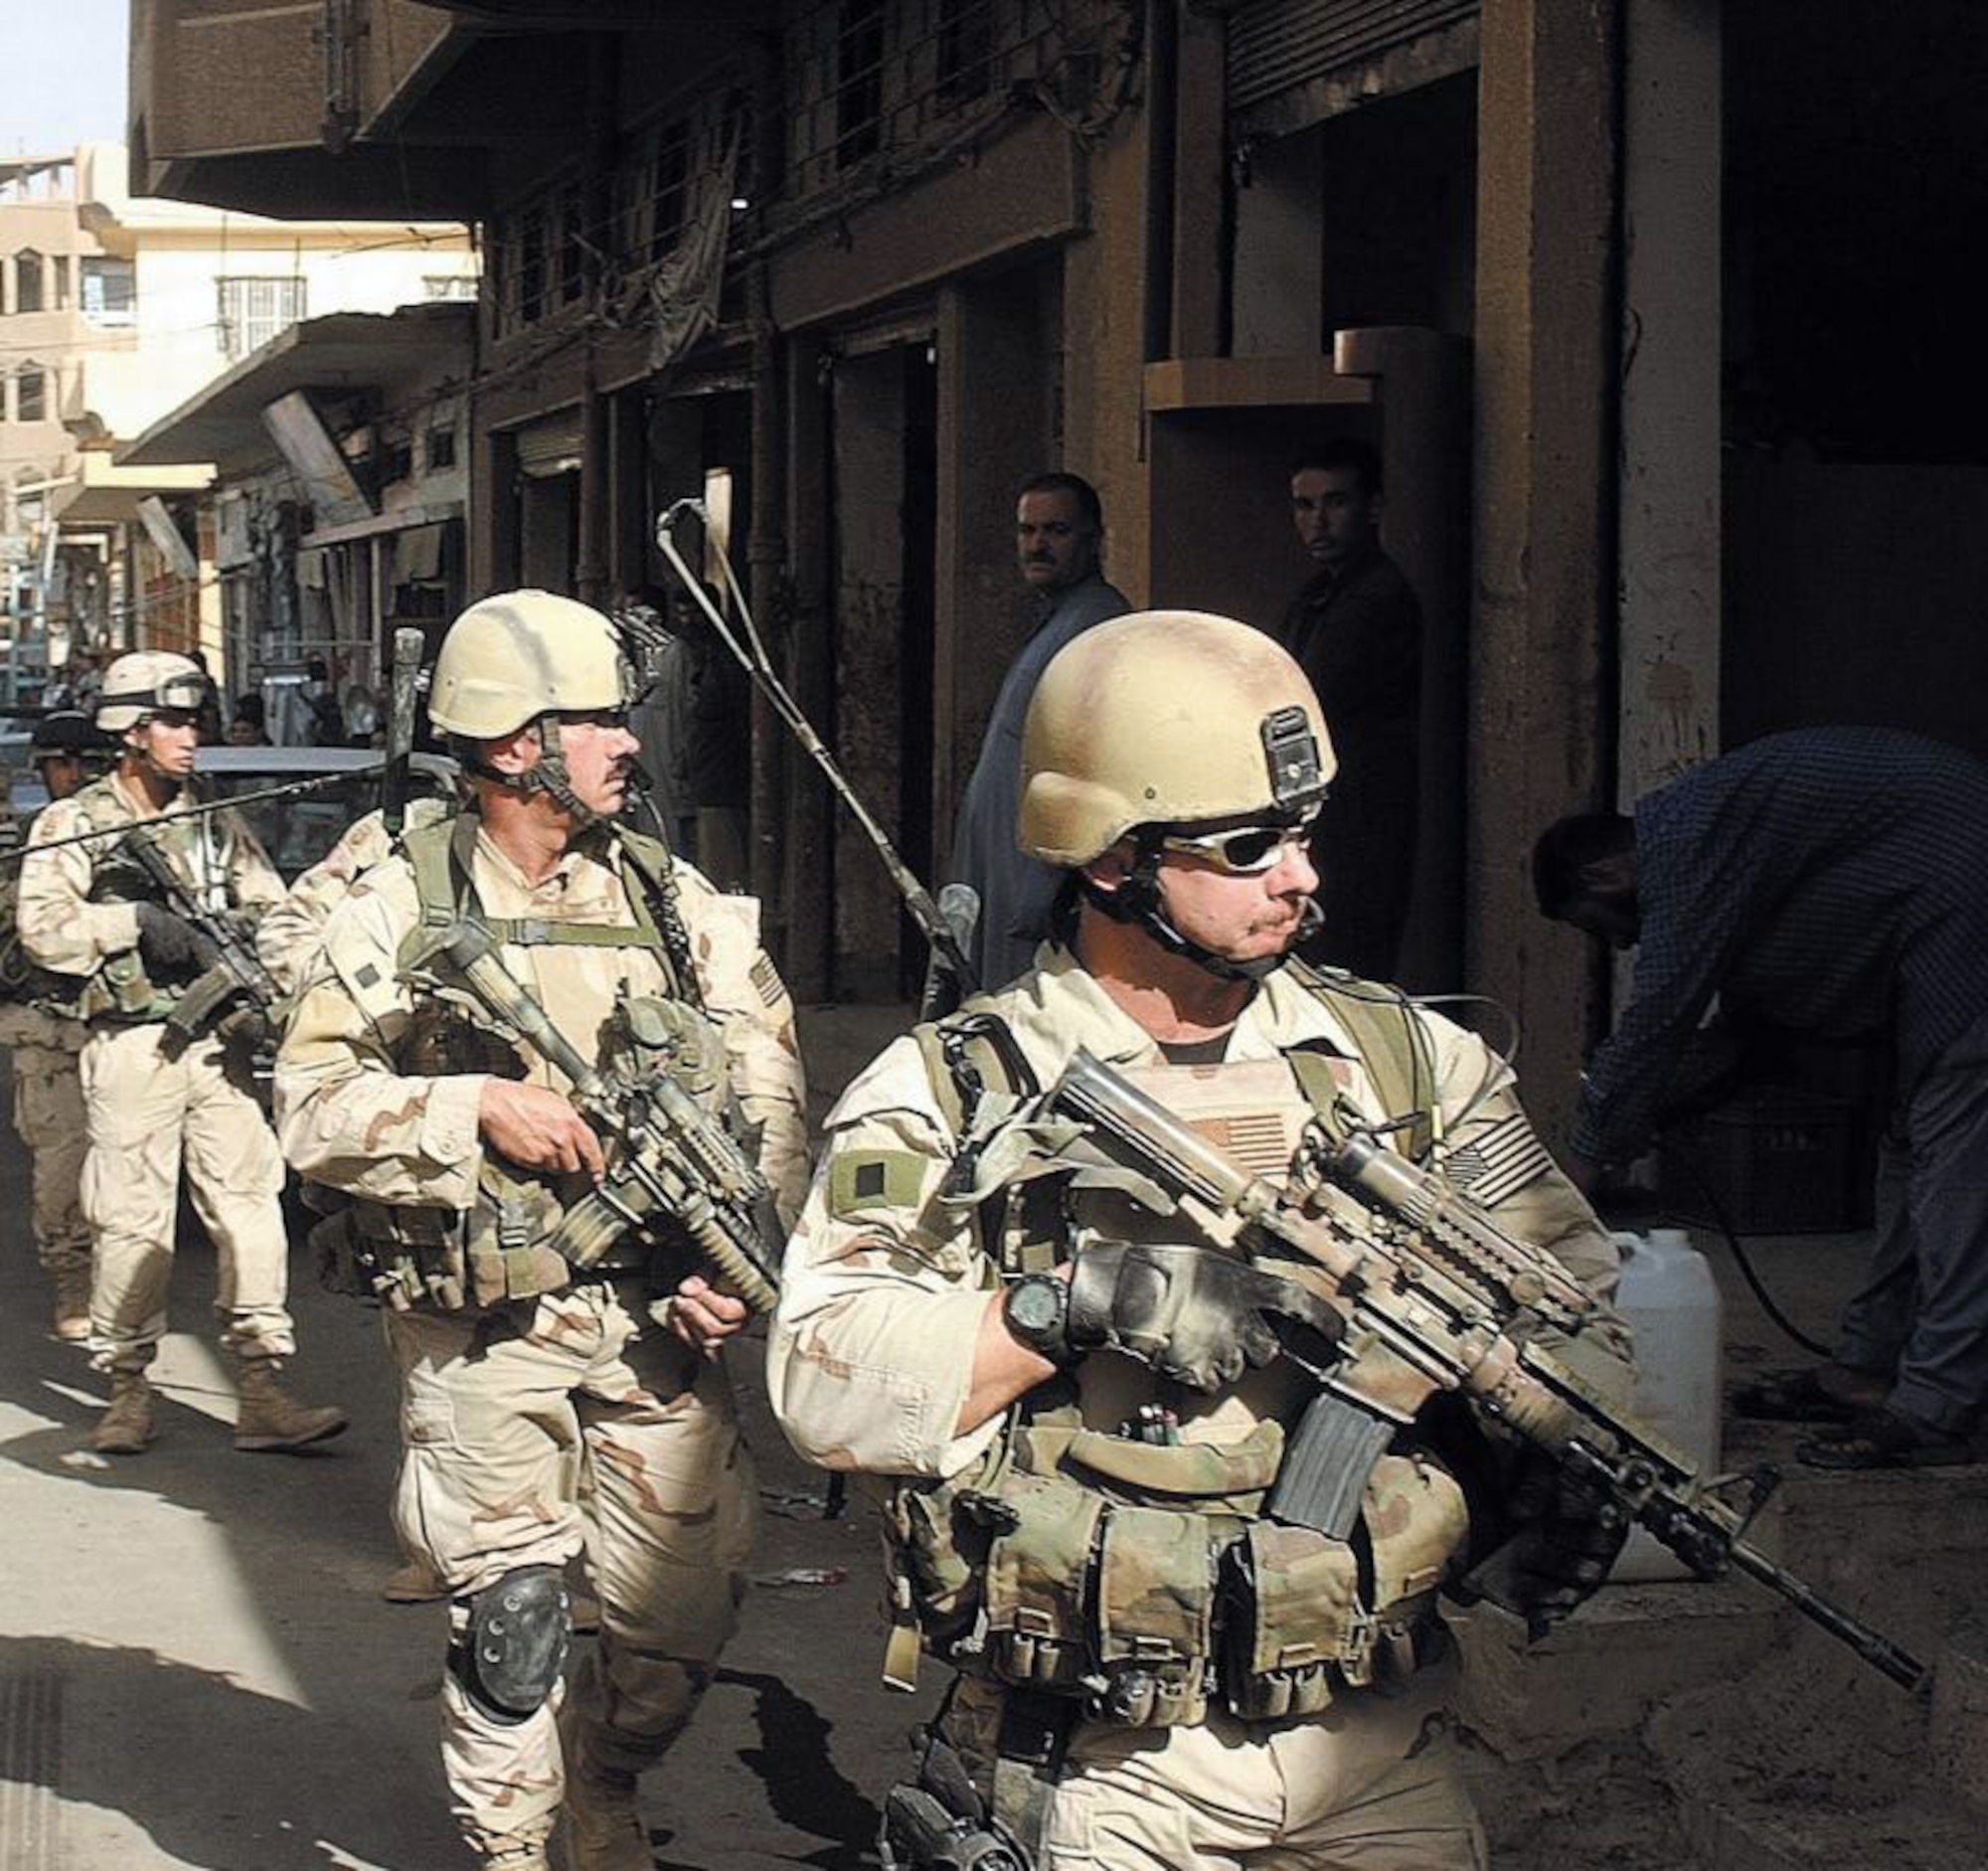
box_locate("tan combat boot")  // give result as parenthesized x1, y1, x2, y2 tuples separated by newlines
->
(52, 1266, 92, 1343)
(555, 1764, 652, 1871)
(233, 1362, 349, 1453)
(92, 1372, 155, 1454)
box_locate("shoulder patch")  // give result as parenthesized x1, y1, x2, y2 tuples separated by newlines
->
(1442, 1109, 1554, 1208)
(828, 1148, 926, 1218)
(748, 952, 784, 1008)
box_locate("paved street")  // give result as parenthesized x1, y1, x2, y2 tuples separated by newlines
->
(0, 1006, 932, 1871)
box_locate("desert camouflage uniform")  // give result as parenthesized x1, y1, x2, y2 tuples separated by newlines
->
(0, 1000, 91, 1301)
(276, 811, 807, 1865)
(770, 947, 1628, 1871)
(256, 797, 451, 997)
(18, 771, 294, 1371)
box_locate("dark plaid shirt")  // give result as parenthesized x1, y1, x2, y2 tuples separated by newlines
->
(1574, 728, 1988, 1163)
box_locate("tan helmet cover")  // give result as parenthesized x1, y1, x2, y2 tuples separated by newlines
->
(428, 590, 631, 739)
(95, 650, 208, 734)
(1020, 610, 1337, 867)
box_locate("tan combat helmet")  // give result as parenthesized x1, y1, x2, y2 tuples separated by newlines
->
(428, 590, 636, 823)
(1020, 609, 1336, 867)
(95, 650, 209, 736)
(428, 590, 632, 739)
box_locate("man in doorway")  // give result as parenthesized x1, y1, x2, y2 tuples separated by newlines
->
(1279, 437, 1423, 981)
(1534, 726, 1988, 1469)
(948, 471, 1128, 990)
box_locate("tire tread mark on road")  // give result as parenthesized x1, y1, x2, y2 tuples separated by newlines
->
(0, 1655, 62, 1871)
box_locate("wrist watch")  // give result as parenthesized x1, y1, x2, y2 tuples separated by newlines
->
(1002, 1274, 1076, 1367)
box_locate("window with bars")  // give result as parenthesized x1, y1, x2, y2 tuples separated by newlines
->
(218, 276, 307, 361)
(783, 0, 1066, 203)
(82, 256, 136, 325)
(16, 367, 47, 424)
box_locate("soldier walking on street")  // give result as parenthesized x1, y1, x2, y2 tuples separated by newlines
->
(771, 613, 1632, 1871)
(275, 593, 809, 1871)
(0, 711, 115, 1340)
(16, 653, 348, 1456)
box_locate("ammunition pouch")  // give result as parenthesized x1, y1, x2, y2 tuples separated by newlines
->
(887, 1415, 1466, 1730)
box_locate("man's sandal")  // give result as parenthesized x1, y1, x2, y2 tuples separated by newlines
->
(1796, 1408, 1975, 1470)
(1732, 1365, 1881, 1425)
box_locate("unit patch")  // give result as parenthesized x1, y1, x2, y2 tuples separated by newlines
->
(828, 1149, 925, 1218)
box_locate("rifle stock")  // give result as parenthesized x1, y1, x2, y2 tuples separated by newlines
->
(1047, 1047, 1930, 1693)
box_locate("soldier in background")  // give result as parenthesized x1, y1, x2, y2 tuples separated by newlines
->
(17, 654, 348, 1456)
(276, 593, 808, 1871)
(0, 711, 115, 1339)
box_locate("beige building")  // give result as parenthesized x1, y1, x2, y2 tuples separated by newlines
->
(0, 139, 478, 701)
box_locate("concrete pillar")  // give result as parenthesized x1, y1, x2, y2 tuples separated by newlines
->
(1471, 0, 1623, 1151)
(932, 270, 1053, 868)
(784, 331, 833, 1003)
(1618, 0, 1721, 798)
(830, 349, 907, 999)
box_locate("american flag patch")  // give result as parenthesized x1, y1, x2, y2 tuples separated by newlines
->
(749, 954, 784, 1007)
(1442, 1112, 1554, 1209)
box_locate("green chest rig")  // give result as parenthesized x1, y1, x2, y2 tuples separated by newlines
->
(335, 814, 709, 1313)
(74, 784, 225, 1025)
(881, 960, 1465, 1737)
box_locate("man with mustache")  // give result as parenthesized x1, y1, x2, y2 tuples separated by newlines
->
(275, 592, 808, 1871)
(771, 611, 1630, 1871)
(948, 471, 1128, 990)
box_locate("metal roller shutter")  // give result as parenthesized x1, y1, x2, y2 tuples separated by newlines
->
(1228, 0, 1478, 117)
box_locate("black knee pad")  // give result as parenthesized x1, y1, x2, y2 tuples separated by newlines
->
(449, 1565, 573, 1725)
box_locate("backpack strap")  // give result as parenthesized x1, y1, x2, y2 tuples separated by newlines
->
(1282, 957, 1439, 1164)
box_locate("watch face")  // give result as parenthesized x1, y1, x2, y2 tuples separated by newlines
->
(1008, 1278, 1064, 1335)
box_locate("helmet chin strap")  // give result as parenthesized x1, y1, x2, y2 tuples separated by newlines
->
(1079, 836, 1295, 984)
(466, 716, 604, 828)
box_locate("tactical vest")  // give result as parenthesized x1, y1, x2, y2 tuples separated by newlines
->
(69, 784, 211, 1024)
(879, 962, 1468, 1729)
(329, 814, 714, 1315)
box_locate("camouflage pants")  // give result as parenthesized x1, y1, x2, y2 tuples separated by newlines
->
(79, 1023, 294, 1373)
(10, 1041, 90, 1282)
(945, 1664, 1485, 1871)
(386, 1282, 756, 1863)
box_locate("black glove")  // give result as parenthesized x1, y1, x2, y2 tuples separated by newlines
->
(135, 904, 214, 975)
(1065, 1240, 1341, 1393)
(1463, 1457, 1629, 1634)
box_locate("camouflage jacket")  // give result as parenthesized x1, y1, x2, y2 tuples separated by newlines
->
(273, 810, 810, 1276)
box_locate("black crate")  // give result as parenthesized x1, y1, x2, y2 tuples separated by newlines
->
(1657, 1087, 1875, 1235)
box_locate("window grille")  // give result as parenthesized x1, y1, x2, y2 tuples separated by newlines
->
(82, 257, 136, 326)
(217, 276, 307, 361)
(16, 368, 47, 424)
(782, 0, 1067, 205)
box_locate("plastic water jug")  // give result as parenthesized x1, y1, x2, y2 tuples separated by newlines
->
(1606, 1227, 1723, 1584)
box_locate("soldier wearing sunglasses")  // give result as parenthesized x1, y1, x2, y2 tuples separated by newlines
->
(771, 611, 1630, 1871)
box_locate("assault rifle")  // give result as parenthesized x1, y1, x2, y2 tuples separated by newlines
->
(117, 828, 279, 1054)
(426, 919, 784, 1313)
(1047, 1048, 1931, 1693)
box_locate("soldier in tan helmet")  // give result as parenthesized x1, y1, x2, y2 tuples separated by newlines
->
(769, 611, 1633, 1870)
(275, 591, 808, 1871)
(17, 652, 346, 1455)
(0, 710, 115, 1339)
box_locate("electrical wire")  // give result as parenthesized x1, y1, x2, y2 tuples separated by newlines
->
(1653, 1136, 1834, 1358)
